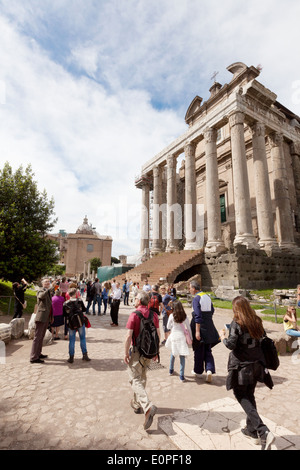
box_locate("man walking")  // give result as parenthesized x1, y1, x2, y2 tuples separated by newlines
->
(123, 280, 130, 306)
(30, 278, 55, 364)
(92, 278, 102, 315)
(110, 282, 122, 326)
(189, 280, 220, 382)
(124, 291, 160, 430)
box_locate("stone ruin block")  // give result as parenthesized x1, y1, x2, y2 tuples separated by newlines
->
(0, 323, 11, 344)
(10, 318, 25, 339)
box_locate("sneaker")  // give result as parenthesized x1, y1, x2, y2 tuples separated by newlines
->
(260, 430, 275, 450)
(241, 427, 259, 445)
(144, 405, 157, 430)
(179, 376, 185, 382)
(191, 370, 201, 377)
(169, 369, 174, 375)
(206, 370, 212, 383)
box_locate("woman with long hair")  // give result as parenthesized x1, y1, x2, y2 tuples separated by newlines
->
(220, 296, 275, 450)
(283, 306, 300, 337)
(165, 300, 192, 382)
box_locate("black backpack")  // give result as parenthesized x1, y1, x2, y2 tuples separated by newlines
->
(64, 300, 84, 330)
(90, 283, 96, 298)
(134, 310, 160, 360)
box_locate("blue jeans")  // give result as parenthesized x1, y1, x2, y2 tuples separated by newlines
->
(286, 329, 300, 337)
(102, 298, 108, 313)
(124, 291, 129, 305)
(169, 354, 185, 379)
(68, 325, 87, 357)
(86, 299, 92, 313)
(93, 294, 102, 314)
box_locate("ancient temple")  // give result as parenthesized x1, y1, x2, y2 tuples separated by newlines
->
(135, 62, 300, 289)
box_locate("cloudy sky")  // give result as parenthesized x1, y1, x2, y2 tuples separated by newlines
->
(1, 0, 300, 258)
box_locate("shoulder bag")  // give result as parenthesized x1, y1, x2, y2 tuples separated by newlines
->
(261, 335, 280, 371)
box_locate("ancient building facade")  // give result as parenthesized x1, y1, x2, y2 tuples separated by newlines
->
(58, 217, 112, 278)
(135, 62, 300, 288)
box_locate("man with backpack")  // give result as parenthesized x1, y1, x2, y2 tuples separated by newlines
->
(124, 291, 160, 430)
(63, 288, 91, 363)
(148, 285, 163, 315)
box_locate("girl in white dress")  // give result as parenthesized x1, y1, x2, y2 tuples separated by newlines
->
(166, 300, 192, 382)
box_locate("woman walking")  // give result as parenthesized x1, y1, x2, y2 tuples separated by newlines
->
(165, 300, 192, 382)
(219, 296, 275, 450)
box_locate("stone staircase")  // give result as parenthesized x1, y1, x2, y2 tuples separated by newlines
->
(110, 250, 203, 286)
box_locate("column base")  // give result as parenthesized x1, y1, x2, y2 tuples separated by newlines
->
(278, 241, 299, 251)
(233, 234, 260, 250)
(205, 241, 226, 254)
(184, 242, 203, 251)
(258, 239, 279, 249)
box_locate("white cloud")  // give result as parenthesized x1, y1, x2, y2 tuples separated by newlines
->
(0, 11, 185, 256)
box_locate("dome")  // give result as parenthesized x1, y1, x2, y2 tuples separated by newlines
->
(76, 216, 96, 235)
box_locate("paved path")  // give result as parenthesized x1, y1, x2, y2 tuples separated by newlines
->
(0, 303, 300, 451)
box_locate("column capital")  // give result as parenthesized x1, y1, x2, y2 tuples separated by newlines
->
(228, 110, 245, 128)
(290, 141, 300, 155)
(152, 165, 160, 178)
(250, 121, 265, 138)
(184, 141, 196, 155)
(268, 131, 283, 148)
(166, 154, 177, 168)
(204, 127, 218, 144)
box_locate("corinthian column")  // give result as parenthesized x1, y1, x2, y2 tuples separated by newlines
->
(250, 122, 277, 248)
(166, 154, 180, 252)
(140, 181, 150, 255)
(151, 165, 163, 254)
(229, 111, 259, 248)
(268, 132, 295, 247)
(184, 141, 199, 250)
(204, 127, 225, 252)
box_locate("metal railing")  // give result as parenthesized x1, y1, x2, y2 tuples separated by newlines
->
(0, 296, 14, 315)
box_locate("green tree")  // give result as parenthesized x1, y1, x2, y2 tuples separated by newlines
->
(89, 257, 102, 273)
(0, 162, 59, 282)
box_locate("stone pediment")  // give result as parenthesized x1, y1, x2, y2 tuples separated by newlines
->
(185, 95, 203, 125)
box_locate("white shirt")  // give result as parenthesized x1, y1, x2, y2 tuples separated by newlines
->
(112, 288, 122, 300)
(143, 284, 151, 292)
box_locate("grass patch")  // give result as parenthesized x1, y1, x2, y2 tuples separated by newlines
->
(261, 315, 284, 324)
(0, 281, 37, 316)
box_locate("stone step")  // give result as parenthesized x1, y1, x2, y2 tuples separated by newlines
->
(109, 250, 203, 286)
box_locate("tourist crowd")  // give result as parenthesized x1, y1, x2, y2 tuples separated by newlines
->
(11, 275, 299, 450)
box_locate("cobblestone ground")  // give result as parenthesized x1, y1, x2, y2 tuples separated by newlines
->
(1, 304, 300, 450)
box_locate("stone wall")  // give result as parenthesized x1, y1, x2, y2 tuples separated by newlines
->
(201, 245, 300, 290)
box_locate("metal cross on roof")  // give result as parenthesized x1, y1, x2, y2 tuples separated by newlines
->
(211, 71, 219, 83)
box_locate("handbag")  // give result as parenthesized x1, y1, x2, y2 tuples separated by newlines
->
(84, 315, 91, 328)
(261, 335, 280, 371)
(14, 293, 27, 309)
(180, 323, 193, 345)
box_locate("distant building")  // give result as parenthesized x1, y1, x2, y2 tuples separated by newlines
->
(56, 216, 112, 278)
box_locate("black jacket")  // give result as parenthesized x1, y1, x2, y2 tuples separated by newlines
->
(224, 320, 273, 391)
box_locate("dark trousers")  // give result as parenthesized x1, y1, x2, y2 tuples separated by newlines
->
(193, 342, 216, 375)
(13, 306, 23, 319)
(124, 292, 129, 305)
(110, 299, 120, 325)
(233, 382, 268, 437)
(30, 321, 48, 361)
